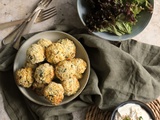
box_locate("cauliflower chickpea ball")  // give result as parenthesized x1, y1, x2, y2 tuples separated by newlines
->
(62, 77, 80, 96)
(57, 38, 76, 59)
(26, 44, 45, 64)
(71, 58, 87, 79)
(37, 38, 52, 48)
(34, 63, 54, 84)
(45, 43, 66, 64)
(43, 82, 64, 105)
(45, 39, 76, 64)
(31, 82, 47, 96)
(55, 60, 77, 81)
(15, 67, 34, 88)
(55, 58, 87, 81)
(25, 62, 38, 71)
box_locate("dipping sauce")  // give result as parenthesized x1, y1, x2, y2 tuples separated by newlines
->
(114, 103, 152, 120)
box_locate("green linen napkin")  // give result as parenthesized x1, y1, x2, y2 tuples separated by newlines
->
(0, 25, 160, 120)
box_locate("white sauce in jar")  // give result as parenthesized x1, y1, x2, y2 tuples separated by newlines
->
(114, 103, 152, 120)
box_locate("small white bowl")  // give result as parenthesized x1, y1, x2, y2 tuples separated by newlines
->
(111, 100, 156, 120)
(77, 0, 154, 41)
(13, 30, 90, 106)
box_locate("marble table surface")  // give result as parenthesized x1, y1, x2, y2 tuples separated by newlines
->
(0, 0, 160, 119)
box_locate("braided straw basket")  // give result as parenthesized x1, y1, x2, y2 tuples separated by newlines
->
(85, 98, 160, 120)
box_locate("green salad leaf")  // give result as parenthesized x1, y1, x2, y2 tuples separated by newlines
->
(85, 0, 153, 36)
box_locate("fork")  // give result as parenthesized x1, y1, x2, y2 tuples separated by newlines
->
(0, 7, 57, 30)
(0, 0, 53, 71)
(13, 5, 56, 49)
(0, 6, 57, 68)
(37, 7, 56, 22)
(1, 0, 53, 46)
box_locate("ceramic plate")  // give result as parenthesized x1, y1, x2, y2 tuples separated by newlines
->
(13, 30, 90, 106)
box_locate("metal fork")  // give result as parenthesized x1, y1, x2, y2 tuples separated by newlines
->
(0, 7, 56, 30)
(1, 0, 53, 46)
(36, 7, 56, 22)
(13, 5, 56, 49)
(0, 0, 53, 71)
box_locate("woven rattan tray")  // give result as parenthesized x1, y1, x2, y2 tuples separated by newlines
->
(86, 98, 160, 120)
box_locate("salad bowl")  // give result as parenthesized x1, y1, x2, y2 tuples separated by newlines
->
(77, 0, 154, 41)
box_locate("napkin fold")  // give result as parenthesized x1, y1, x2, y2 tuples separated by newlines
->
(0, 25, 160, 120)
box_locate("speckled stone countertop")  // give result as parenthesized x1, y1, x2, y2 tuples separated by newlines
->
(0, 0, 160, 119)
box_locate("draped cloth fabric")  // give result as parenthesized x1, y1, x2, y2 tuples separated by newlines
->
(0, 25, 160, 120)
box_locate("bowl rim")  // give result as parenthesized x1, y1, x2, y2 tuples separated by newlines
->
(13, 30, 90, 106)
(110, 100, 156, 120)
(77, 0, 154, 41)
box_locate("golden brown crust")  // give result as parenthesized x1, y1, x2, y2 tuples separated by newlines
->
(34, 63, 54, 84)
(45, 39, 76, 64)
(31, 82, 47, 96)
(45, 43, 66, 64)
(55, 60, 77, 81)
(55, 58, 87, 81)
(15, 67, 34, 88)
(25, 62, 38, 71)
(71, 58, 87, 79)
(62, 77, 80, 96)
(57, 38, 76, 60)
(43, 82, 64, 105)
(37, 38, 52, 49)
(26, 44, 45, 64)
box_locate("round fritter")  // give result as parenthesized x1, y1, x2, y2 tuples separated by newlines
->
(45, 38, 76, 64)
(55, 60, 77, 81)
(62, 77, 80, 96)
(31, 82, 47, 96)
(37, 38, 52, 48)
(26, 44, 45, 64)
(25, 62, 37, 71)
(45, 43, 66, 64)
(55, 58, 87, 81)
(43, 82, 64, 105)
(15, 67, 34, 88)
(57, 38, 76, 59)
(34, 63, 54, 84)
(71, 58, 87, 79)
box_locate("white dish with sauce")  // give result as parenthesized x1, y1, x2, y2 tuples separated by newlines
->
(111, 100, 155, 120)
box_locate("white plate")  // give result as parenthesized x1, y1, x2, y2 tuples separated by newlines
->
(13, 30, 90, 106)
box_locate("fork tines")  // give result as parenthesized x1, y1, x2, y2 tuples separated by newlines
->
(36, 7, 57, 22)
(39, 0, 53, 7)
